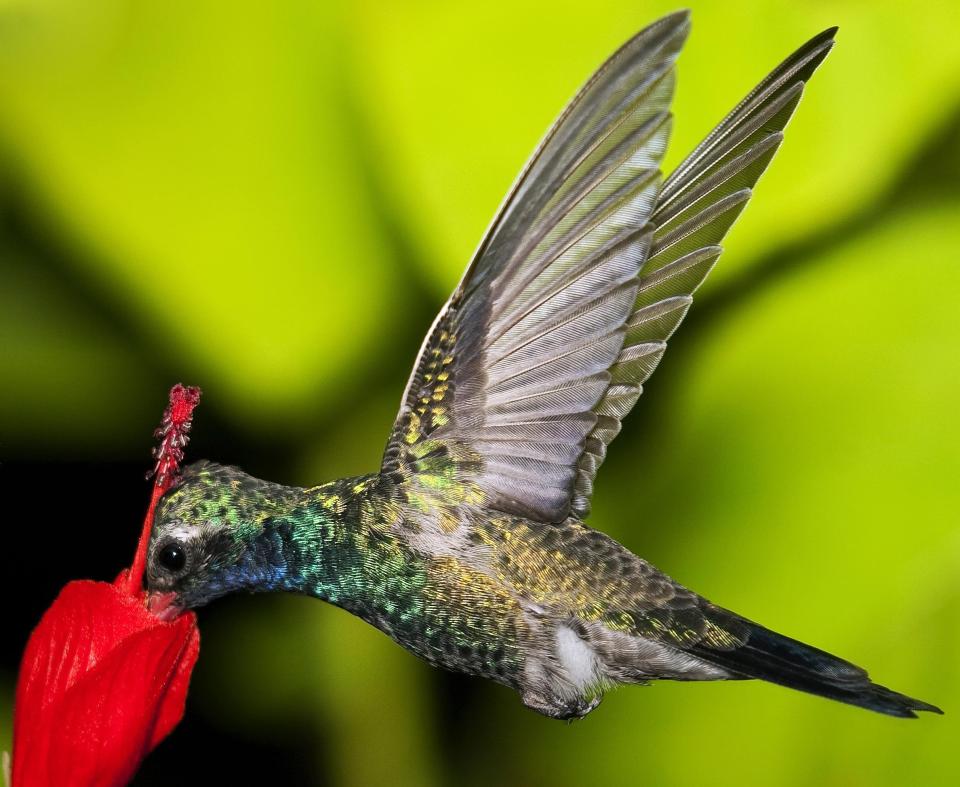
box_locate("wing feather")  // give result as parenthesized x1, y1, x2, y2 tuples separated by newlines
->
(383, 16, 837, 525)
(569, 27, 837, 516)
(382, 13, 691, 521)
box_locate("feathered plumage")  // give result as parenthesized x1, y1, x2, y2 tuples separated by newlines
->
(146, 13, 941, 721)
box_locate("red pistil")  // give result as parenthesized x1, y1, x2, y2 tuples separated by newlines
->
(127, 383, 202, 596)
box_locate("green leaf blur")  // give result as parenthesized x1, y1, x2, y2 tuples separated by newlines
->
(1, 1, 957, 785)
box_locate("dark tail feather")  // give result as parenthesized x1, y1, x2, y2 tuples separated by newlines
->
(689, 617, 943, 718)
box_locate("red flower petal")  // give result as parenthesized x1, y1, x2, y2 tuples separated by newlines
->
(13, 580, 199, 787)
(13, 384, 203, 785)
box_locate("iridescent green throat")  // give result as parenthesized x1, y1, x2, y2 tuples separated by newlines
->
(159, 466, 426, 626)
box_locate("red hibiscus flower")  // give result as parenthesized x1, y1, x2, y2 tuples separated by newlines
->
(11, 384, 203, 787)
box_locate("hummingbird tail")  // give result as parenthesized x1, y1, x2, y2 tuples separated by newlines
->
(687, 618, 943, 718)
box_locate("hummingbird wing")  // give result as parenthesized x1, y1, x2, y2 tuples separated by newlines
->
(383, 17, 835, 524)
(382, 11, 689, 521)
(570, 27, 837, 516)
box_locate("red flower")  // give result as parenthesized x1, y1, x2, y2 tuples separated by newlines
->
(12, 384, 203, 787)
(12, 579, 199, 786)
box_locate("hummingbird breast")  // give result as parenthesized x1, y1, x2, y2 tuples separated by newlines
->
(312, 487, 529, 687)
(314, 479, 729, 716)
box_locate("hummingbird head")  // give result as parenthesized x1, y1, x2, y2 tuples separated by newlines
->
(145, 460, 303, 619)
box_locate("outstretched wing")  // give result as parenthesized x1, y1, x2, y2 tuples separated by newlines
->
(383, 11, 691, 521)
(569, 26, 838, 517)
(383, 16, 836, 524)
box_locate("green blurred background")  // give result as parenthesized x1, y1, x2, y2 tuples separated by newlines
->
(1, 1, 958, 784)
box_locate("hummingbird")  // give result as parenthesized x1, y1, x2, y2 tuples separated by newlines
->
(146, 12, 941, 720)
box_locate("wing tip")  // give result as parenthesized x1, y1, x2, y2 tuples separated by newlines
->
(632, 9, 692, 52)
(820, 25, 840, 41)
(801, 25, 839, 70)
(650, 8, 691, 28)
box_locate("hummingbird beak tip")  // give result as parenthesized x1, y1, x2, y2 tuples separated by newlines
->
(147, 590, 184, 622)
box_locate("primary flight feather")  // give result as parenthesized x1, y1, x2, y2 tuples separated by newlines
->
(146, 12, 941, 720)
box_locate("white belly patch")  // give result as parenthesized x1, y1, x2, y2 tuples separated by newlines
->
(555, 626, 598, 691)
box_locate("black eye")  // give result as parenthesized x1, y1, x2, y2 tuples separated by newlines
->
(158, 541, 187, 573)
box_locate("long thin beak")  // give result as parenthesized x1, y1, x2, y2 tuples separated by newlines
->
(147, 590, 183, 622)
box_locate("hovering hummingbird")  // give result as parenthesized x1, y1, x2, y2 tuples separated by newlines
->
(146, 12, 941, 720)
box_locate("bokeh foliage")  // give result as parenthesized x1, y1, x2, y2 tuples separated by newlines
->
(1, 1, 958, 785)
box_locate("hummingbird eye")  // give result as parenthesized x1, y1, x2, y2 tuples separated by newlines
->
(158, 541, 188, 573)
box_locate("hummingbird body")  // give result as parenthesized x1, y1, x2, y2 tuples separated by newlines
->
(155, 461, 731, 718)
(154, 465, 534, 686)
(147, 13, 941, 719)
(152, 460, 934, 719)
